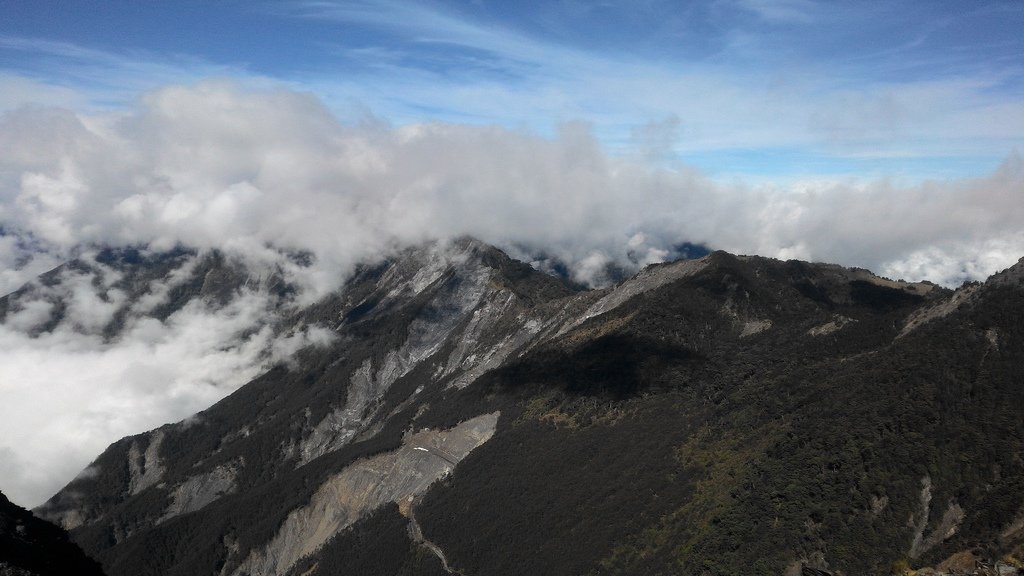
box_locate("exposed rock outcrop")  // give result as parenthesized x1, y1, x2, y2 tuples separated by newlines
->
(234, 413, 497, 576)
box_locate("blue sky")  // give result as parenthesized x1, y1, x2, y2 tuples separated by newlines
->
(2, 0, 1022, 181)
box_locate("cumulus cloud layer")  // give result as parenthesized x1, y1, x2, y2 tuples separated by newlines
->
(1, 81, 1022, 505)
(2, 81, 1023, 289)
(0, 250, 333, 506)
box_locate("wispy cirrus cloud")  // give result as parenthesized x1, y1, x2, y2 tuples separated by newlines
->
(732, 0, 819, 23)
(270, 0, 1024, 177)
(3, 1, 1022, 179)
(279, 0, 554, 63)
(0, 35, 255, 109)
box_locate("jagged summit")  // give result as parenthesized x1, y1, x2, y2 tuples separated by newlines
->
(8, 240, 1024, 575)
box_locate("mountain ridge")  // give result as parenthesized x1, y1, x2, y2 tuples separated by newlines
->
(6, 240, 1024, 575)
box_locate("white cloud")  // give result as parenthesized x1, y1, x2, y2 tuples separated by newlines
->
(0, 275, 334, 507)
(0, 80, 1022, 506)
(4, 298, 54, 332)
(0, 73, 86, 113)
(880, 232, 1024, 286)
(1, 81, 1021, 286)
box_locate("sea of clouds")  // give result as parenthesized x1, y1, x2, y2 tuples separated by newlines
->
(1, 81, 1022, 506)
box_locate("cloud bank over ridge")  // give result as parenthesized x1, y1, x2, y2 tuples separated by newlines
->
(1, 81, 1022, 507)
(2, 81, 1021, 290)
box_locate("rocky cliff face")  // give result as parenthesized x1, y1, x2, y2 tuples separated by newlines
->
(21, 242, 1024, 575)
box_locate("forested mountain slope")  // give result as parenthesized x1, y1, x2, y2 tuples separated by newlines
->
(0, 490, 105, 576)
(20, 241, 1024, 575)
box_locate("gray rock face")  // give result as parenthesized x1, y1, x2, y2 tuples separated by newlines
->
(292, 257, 496, 465)
(557, 256, 708, 335)
(159, 460, 240, 523)
(127, 431, 165, 497)
(291, 359, 373, 466)
(234, 413, 498, 576)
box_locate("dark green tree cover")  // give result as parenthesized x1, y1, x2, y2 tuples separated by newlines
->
(415, 255, 1024, 575)
(0, 491, 106, 576)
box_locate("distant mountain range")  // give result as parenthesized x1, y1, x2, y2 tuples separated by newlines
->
(4, 239, 1024, 575)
